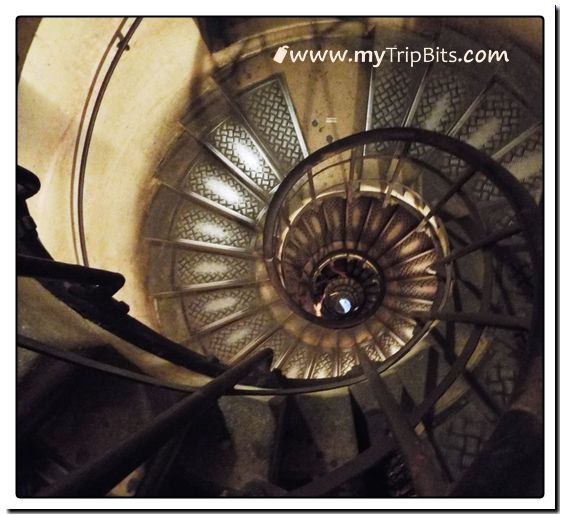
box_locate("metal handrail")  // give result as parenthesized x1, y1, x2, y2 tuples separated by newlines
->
(38, 348, 273, 497)
(18, 254, 125, 296)
(17, 130, 542, 499)
(17, 123, 543, 395)
(263, 127, 542, 338)
(16, 166, 230, 381)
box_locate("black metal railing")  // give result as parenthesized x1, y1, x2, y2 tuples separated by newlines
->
(263, 128, 542, 338)
(17, 119, 543, 497)
(37, 348, 273, 497)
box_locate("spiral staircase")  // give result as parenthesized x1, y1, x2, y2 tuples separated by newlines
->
(17, 18, 543, 499)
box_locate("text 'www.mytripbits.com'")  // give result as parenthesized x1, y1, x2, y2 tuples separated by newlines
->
(272, 45, 510, 67)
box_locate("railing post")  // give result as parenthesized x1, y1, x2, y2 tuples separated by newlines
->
(355, 345, 449, 497)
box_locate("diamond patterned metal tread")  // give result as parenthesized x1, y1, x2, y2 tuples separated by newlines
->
(384, 249, 439, 281)
(375, 306, 415, 343)
(471, 127, 543, 204)
(411, 66, 470, 134)
(203, 310, 277, 363)
(281, 343, 311, 379)
(408, 65, 474, 159)
(238, 76, 306, 173)
(182, 155, 265, 220)
(171, 202, 254, 248)
(472, 327, 529, 411)
(346, 196, 373, 244)
(339, 349, 359, 376)
(369, 208, 420, 258)
(311, 350, 335, 379)
(435, 84, 536, 185)
(367, 65, 415, 155)
(377, 230, 435, 269)
(205, 117, 280, 193)
(385, 276, 438, 300)
(431, 399, 496, 481)
(173, 250, 255, 286)
(181, 287, 260, 331)
(261, 329, 300, 370)
(360, 341, 385, 362)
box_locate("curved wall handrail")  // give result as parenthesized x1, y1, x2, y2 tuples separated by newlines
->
(70, 17, 142, 266)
